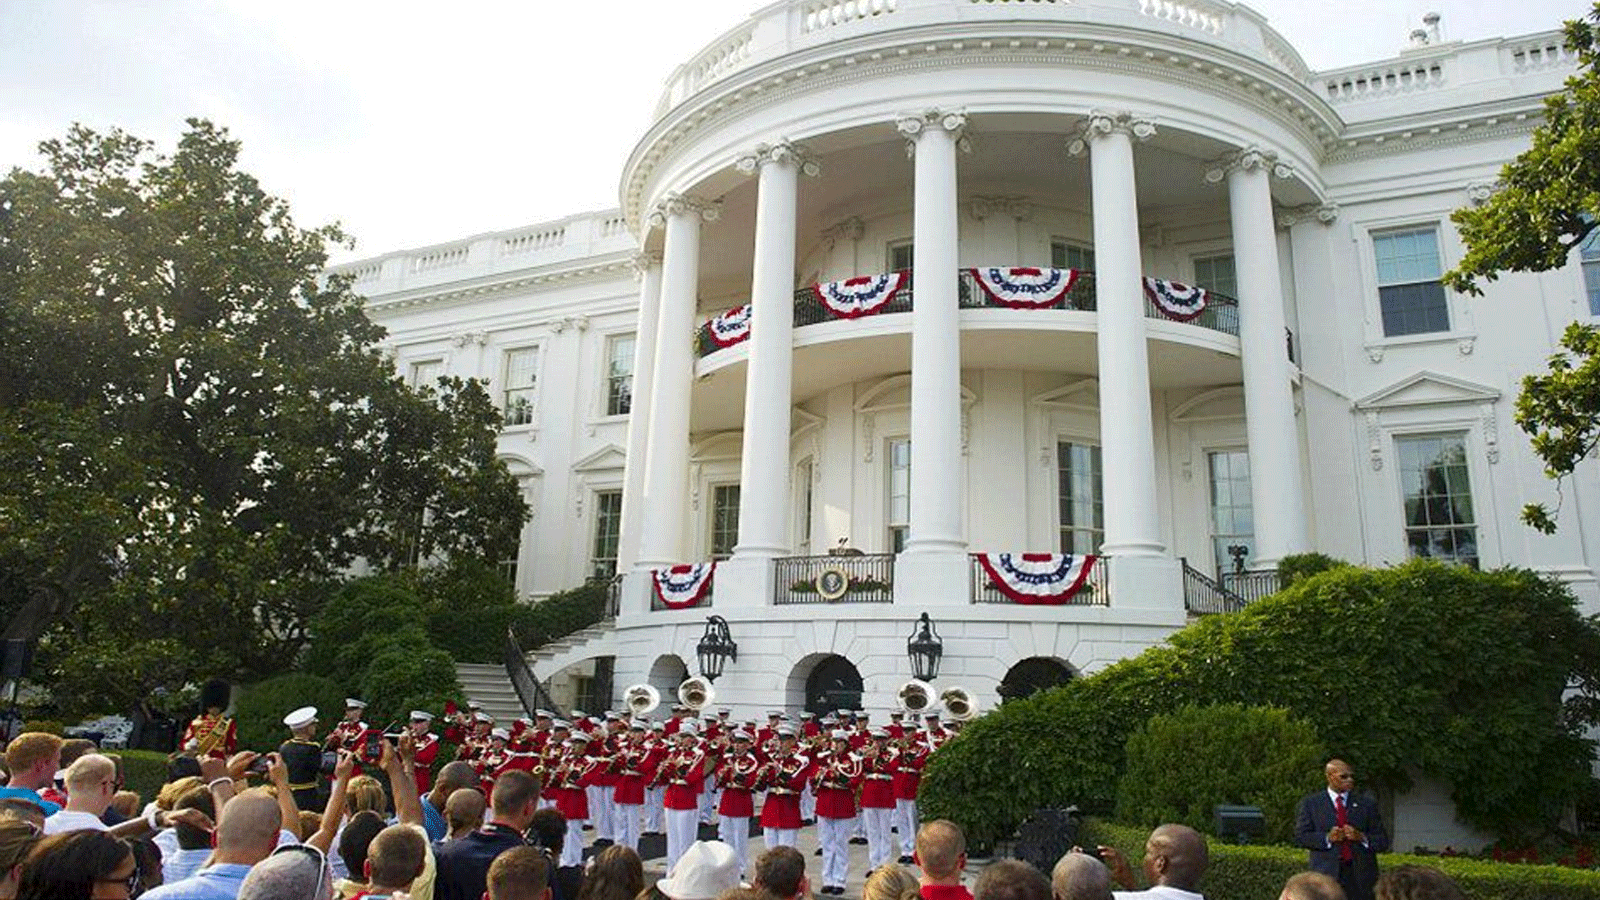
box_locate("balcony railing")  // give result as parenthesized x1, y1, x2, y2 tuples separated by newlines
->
(1220, 569, 1282, 604)
(773, 553, 895, 604)
(696, 268, 1245, 358)
(1181, 559, 1248, 615)
(970, 554, 1109, 606)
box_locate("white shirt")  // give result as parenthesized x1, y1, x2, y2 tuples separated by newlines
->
(43, 809, 110, 834)
(1114, 887, 1204, 900)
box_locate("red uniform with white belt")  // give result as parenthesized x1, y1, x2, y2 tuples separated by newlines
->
(859, 736, 900, 869)
(813, 738, 863, 893)
(655, 733, 709, 873)
(715, 740, 762, 874)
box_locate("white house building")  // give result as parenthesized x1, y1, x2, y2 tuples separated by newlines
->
(336, 0, 1598, 844)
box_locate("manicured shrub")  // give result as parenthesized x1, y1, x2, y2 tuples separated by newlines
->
(303, 576, 428, 680)
(920, 561, 1600, 847)
(511, 580, 608, 650)
(1115, 704, 1325, 844)
(112, 749, 171, 803)
(357, 640, 462, 730)
(233, 672, 345, 753)
(1276, 552, 1349, 587)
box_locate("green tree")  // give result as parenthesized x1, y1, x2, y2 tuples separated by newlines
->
(0, 120, 527, 713)
(1442, 4, 1600, 532)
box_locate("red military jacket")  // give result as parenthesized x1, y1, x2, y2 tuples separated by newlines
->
(660, 746, 709, 810)
(412, 731, 441, 794)
(758, 750, 811, 830)
(612, 740, 649, 806)
(859, 743, 898, 809)
(812, 750, 862, 819)
(716, 751, 762, 818)
(183, 713, 237, 760)
(893, 740, 930, 801)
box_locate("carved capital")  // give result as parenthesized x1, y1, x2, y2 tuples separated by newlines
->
(450, 330, 488, 348)
(629, 250, 662, 277)
(1277, 202, 1340, 229)
(896, 109, 972, 156)
(968, 195, 1034, 222)
(734, 140, 821, 178)
(1204, 146, 1295, 184)
(1066, 111, 1157, 156)
(647, 193, 721, 229)
(1465, 180, 1500, 206)
(820, 216, 865, 251)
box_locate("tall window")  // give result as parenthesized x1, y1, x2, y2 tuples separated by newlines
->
(590, 490, 623, 579)
(502, 347, 539, 427)
(605, 334, 635, 416)
(1397, 433, 1478, 568)
(498, 556, 518, 594)
(408, 359, 445, 390)
(887, 438, 910, 553)
(1207, 450, 1255, 575)
(710, 485, 741, 560)
(1580, 228, 1600, 316)
(1193, 254, 1237, 297)
(794, 458, 814, 556)
(1374, 227, 1450, 336)
(1057, 442, 1103, 554)
(1050, 240, 1096, 272)
(889, 241, 914, 273)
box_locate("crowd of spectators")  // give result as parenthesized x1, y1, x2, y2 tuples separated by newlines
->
(0, 727, 1472, 900)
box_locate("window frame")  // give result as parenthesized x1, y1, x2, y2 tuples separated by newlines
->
(1192, 253, 1238, 298)
(1205, 447, 1254, 576)
(1055, 439, 1104, 555)
(886, 437, 911, 554)
(1372, 225, 1451, 337)
(1049, 239, 1096, 273)
(501, 344, 541, 429)
(1393, 431, 1480, 569)
(1578, 227, 1600, 317)
(1351, 216, 1475, 355)
(589, 489, 624, 580)
(888, 240, 914, 274)
(602, 332, 636, 419)
(708, 483, 741, 561)
(407, 358, 446, 391)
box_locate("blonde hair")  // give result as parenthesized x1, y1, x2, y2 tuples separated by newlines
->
(63, 754, 114, 793)
(2, 733, 62, 775)
(347, 775, 388, 816)
(157, 776, 204, 811)
(110, 791, 141, 819)
(0, 817, 40, 871)
(862, 866, 921, 900)
(298, 810, 322, 841)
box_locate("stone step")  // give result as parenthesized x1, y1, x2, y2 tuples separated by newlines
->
(452, 662, 526, 723)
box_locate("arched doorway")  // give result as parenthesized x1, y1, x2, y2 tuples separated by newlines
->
(998, 657, 1075, 703)
(805, 655, 863, 715)
(647, 655, 688, 695)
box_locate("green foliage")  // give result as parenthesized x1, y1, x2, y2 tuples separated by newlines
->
(1082, 820, 1600, 900)
(418, 559, 522, 663)
(113, 750, 172, 804)
(1115, 704, 1325, 844)
(0, 120, 527, 713)
(233, 672, 345, 753)
(920, 561, 1600, 847)
(511, 581, 610, 651)
(305, 576, 429, 679)
(21, 720, 64, 736)
(1276, 552, 1349, 587)
(1516, 321, 1600, 533)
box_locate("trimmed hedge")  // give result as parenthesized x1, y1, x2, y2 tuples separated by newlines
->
(233, 672, 346, 753)
(112, 749, 171, 804)
(1080, 820, 1600, 900)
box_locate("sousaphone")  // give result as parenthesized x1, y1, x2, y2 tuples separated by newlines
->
(624, 683, 660, 717)
(940, 686, 979, 721)
(678, 676, 715, 711)
(897, 680, 932, 714)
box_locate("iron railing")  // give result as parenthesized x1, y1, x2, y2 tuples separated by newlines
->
(504, 628, 565, 719)
(604, 574, 622, 618)
(696, 268, 1254, 359)
(773, 553, 895, 605)
(969, 554, 1110, 606)
(1221, 569, 1283, 604)
(1181, 559, 1248, 615)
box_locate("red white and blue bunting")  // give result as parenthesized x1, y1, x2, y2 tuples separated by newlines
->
(1142, 277, 1209, 322)
(652, 563, 715, 609)
(706, 304, 753, 347)
(967, 267, 1080, 309)
(812, 271, 906, 319)
(976, 552, 1097, 605)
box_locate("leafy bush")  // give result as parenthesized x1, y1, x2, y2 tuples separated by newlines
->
(419, 559, 520, 663)
(304, 577, 429, 681)
(113, 749, 172, 803)
(920, 561, 1600, 846)
(233, 672, 345, 753)
(1081, 820, 1600, 900)
(511, 580, 609, 651)
(21, 720, 64, 735)
(1276, 552, 1349, 587)
(1115, 704, 1325, 844)
(358, 640, 462, 730)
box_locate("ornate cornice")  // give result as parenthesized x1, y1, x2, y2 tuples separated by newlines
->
(1276, 202, 1340, 229)
(1066, 111, 1156, 156)
(1203, 145, 1295, 183)
(362, 256, 636, 314)
(646, 193, 722, 230)
(1465, 180, 1500, 206)
(968, 195, 1034, 221)
(629, 250, 662, 276)
(733, 140, 821, 177)
(819, 216, 865, 250)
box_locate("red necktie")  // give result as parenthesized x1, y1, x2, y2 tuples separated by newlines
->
(1335, 794, 1353, 862)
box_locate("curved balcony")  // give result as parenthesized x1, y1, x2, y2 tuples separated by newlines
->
(694, 268, 1244, 359)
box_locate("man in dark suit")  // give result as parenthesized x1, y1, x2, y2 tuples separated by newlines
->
(1295, 758, 1390, 900)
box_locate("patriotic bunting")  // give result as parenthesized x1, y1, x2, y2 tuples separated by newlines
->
(812, 271, 905, 319)
(976, 552, 1097, 605)
(706, 304, 752, 347)
(967, 267, 1080, 308)
(652, 563, 715, 609)
(1142, 277, 1209, 322)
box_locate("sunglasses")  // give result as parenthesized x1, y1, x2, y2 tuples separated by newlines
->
(270, 842, 329, 899)
(96, 863, 140, 895)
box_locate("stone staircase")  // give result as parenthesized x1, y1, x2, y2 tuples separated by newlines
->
(454, 662, 527, 724)
(527, 620, 618, 681)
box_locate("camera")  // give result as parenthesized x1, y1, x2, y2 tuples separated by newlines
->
(247, 755, 271, 776)
(1076, 846, 1104, 863)
(362, 731, 384, 762)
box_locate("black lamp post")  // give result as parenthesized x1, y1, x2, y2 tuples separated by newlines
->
(696, 615, 737, 682)
(906, 612, 943, 682)
(1227, 544, 1250, 575)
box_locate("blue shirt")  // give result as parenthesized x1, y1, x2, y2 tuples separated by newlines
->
(139, 863, 252, 899)
(422, 797, 447, 841)
(0, 785, 61, 816)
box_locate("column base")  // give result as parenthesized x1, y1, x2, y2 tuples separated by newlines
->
(893, 551, 972, 607)
(1106, 555, 1184, 614)
(712, 557, 774, 610)
(1098, 538, 1167, 557)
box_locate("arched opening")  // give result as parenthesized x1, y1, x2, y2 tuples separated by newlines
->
(647, 654, 689, 695)
(804, 655, 863, 715)
(998, 657, 1076, 703)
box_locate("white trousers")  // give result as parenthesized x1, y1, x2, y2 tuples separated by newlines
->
(800, 784, 816, 820)
(615, 802, 641, 851)
(665, 806, 699, 873)
(862, 805, 896, 869)
(718, 815, 750, 875)
(895, 798, 919, 849)
(645, 786, 665, 832)
(589, 784, 614, 839)
(562, 819, 585, 867)
(817, 815, 855, 888)
(763, 827, 798, 850)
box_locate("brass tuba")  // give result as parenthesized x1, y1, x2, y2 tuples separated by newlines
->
(678, 676, 714, 712)
(624, 684, 660, 717)
(897, 680, 932, 714)
(940, 686, 979, 721)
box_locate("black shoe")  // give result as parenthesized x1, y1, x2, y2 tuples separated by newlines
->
(815, 848, 824, 856)
(593, 839, 613, 849)
(849, 837, 868, 845)
(898, 855, 914, 864)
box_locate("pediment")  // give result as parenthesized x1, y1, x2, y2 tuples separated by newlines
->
(792, 406, 824, 440)
(857, 374, 976, 412)
(1171, 386, 1245, 422)
(498, 452, 544, 478)
(1354, 371, 1500, 411)
(572, 444, 627, 473)
(1031, 378, 1100, 411)
(690, 431, 743, 461)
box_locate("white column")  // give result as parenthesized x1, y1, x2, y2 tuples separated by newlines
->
(616, 252, 662, 575)
(1212, 148, 1309, 568)
(899, 111, 967, 555)
(732, 142, 815, 561)
(1070, 111, 1164, 557)
(635, 194, 718, 572)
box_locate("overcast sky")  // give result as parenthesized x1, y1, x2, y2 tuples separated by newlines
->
(0, 0, 1583, 263)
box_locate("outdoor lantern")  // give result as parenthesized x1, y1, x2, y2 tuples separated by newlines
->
(906, 612, 943, 682)
(696, 615, 737, 682)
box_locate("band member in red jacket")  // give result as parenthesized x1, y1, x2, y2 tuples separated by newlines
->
(715, 730, 762, 875)
(859, 728, 900, 871)
(408, 710, 441, 794)
(654, 720, 711, 872)
(551, 732, 603, 866)
(812, 729, 862, 895)
(760, 725, 811, 850)
(893, 729, 930, 864)
(611, 719, 650, 852)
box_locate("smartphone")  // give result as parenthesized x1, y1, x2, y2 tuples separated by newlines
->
(247, 756, 271, 776)
(363, 732, 384, 761)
